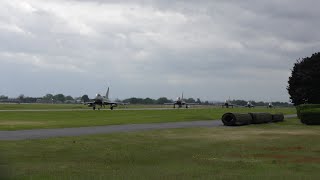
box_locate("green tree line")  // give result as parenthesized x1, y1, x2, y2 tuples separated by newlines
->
(0, 93, 290, 106)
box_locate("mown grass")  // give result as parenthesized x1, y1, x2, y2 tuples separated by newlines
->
(0, 107, 295, 130)
(0, 118, 319, 180)
(0, 103, 89, 110)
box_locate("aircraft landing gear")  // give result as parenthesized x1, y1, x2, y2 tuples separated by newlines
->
(110, 106, 114, 110)
(93, 106, 96, 110)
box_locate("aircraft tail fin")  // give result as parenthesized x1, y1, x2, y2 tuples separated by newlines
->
(106, 87, 110, 99)
(182, 92, 184, 100)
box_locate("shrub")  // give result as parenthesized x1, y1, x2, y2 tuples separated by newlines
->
(300, 110, 320, 125)
(296, 104, 320, 119)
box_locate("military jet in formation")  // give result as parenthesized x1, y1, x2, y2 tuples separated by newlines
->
(267, 102, 274, 108)
(165, 93, 197, 108)
(244, 101, 255, 108)
(85, 87, 120, 110)
(222, 99, 255, 108)
(85, 87, 273, 110)
(222, 99, 235, 108)
(222, 100, 277, 108)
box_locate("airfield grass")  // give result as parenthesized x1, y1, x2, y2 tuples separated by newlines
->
(0, 118, 319, 180)
(0, 103, 89, 110)
(0, 107, 295, 130)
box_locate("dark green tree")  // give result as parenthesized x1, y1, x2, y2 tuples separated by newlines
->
(123, 97, 144, 104)
(65, 95, 74, 101)
(255, 101, 266, 106)
(81, 95, 90, 103)
(18, 94, 25, 103)
(185, 98, 195, 103)
(0, 95, 8, 100)
(287, 52, 320, 105)
(156, 97, 172, 104)
(143, 98, 155, 104)
(43, 94, 54, 101)
(53, 94, 65, 102)
(230, 100, 247, 106)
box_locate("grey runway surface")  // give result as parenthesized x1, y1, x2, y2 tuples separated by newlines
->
(0, 114, 296, 141)
(0, 120, 223, 140)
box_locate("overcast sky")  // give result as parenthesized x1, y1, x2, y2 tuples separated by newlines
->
(0, 0, 319, 101)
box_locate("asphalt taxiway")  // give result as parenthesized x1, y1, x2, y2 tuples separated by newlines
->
(0, 114, 296, 140)
(0, 120, 223, 140)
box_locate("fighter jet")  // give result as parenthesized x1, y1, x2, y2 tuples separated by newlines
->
(267, 102, 274, 108)
(244, 101, 255, 108)
(85, 87, 120, 110)
(165, 93, 197, 108)
(222, 99, 234, 108)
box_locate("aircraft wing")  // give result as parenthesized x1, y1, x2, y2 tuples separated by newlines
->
(103, 101, 129, 106)
(103, 102, 116, 105)
(118, 102, 130, 105)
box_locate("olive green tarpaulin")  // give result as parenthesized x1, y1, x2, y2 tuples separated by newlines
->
(221, 112, 284, 126)
(272, 113, 284, 122)
(249, 113, 273, 124)
(221, 113, 252, 126)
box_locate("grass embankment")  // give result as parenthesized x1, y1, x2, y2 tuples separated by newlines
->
(0, 108, 295, 130)
(0, 104, 89, 110)
(0, 118, 319, 180)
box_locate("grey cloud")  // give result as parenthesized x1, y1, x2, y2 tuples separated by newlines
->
(0, 0, 318, 101)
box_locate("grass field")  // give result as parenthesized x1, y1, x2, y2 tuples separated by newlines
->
(0, 103, 90, 110)
(0, 107, 295, 130)
(0, 118, 319, 180)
